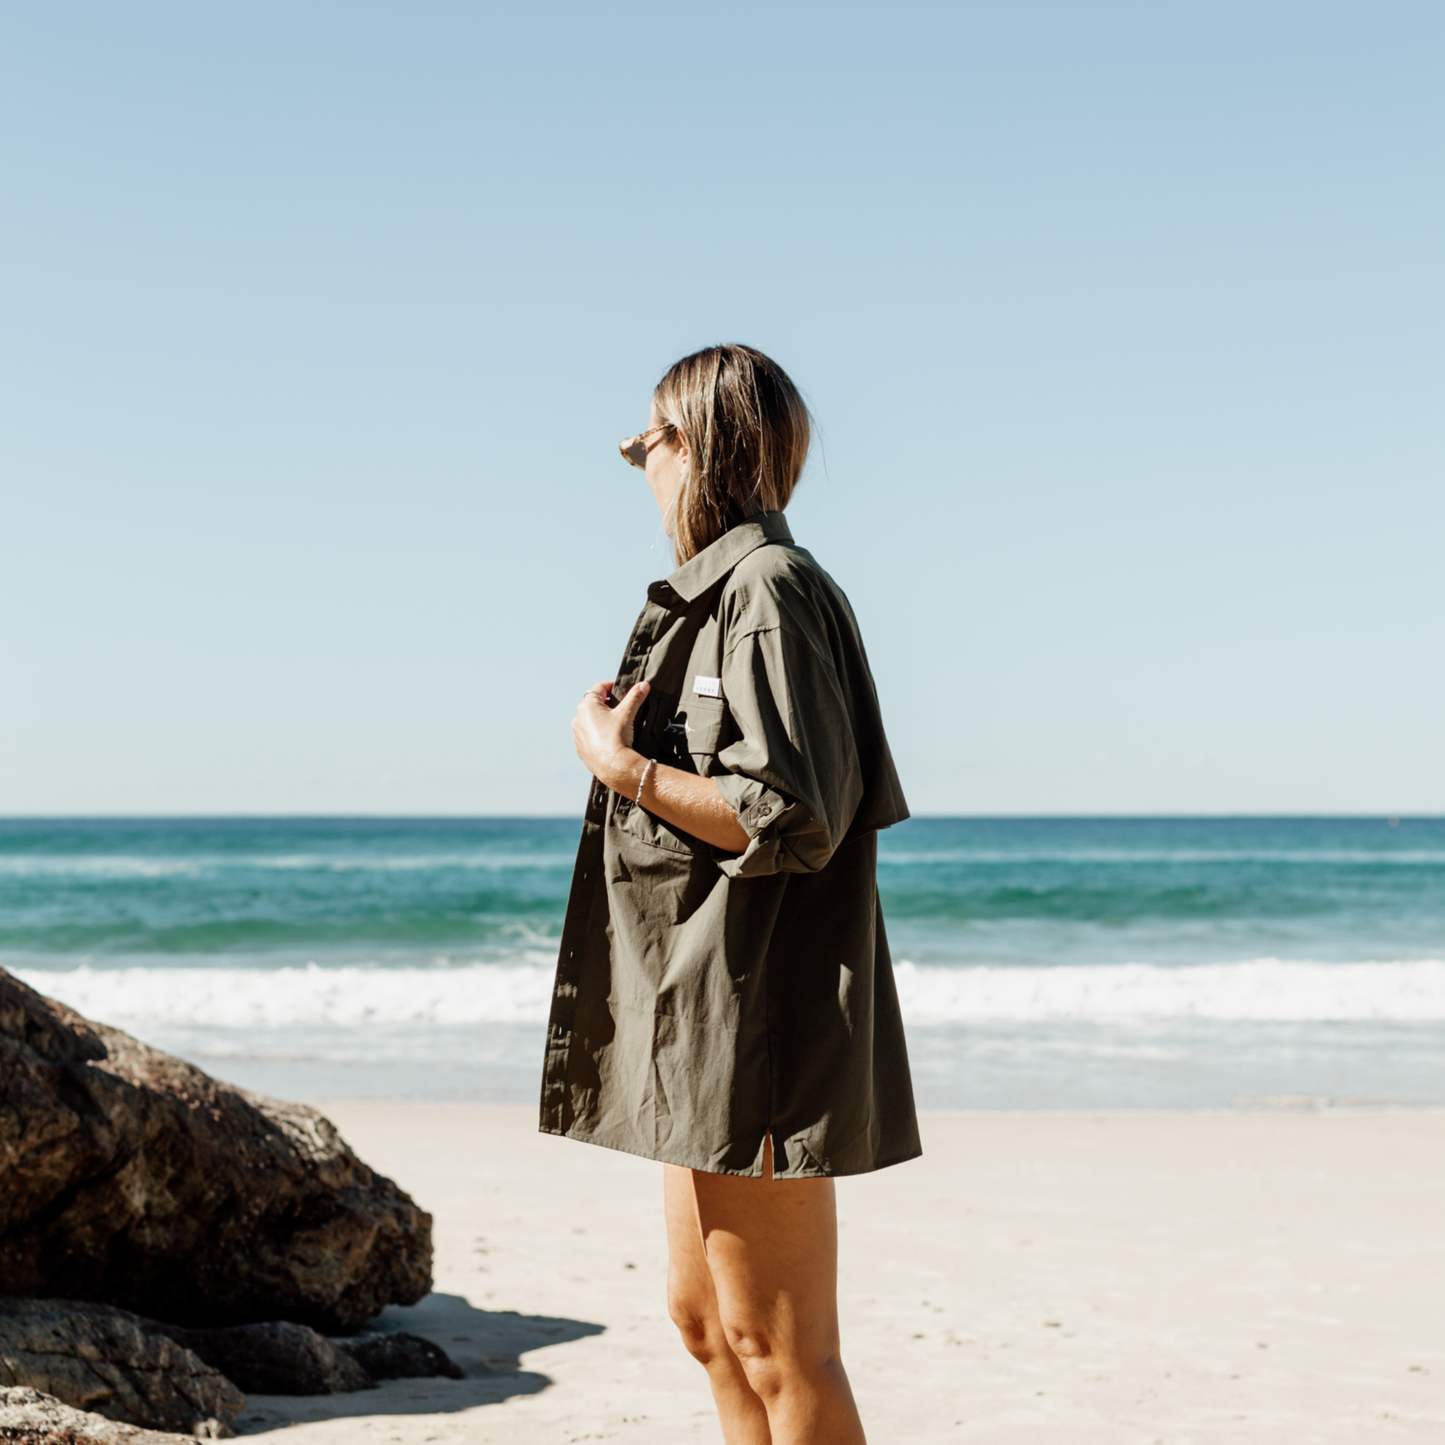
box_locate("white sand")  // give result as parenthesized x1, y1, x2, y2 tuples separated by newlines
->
(234, 1106, 1445, 1443)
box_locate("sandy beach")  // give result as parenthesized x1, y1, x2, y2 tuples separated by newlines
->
(224, 1105, 1443, 1443)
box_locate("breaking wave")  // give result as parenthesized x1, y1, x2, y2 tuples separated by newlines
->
(13, 957, 1445, 1030)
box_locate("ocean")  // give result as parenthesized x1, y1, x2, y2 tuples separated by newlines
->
(4, 816, 1443, 1109)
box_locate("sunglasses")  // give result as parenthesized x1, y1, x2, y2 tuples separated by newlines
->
(619, 422, 676, 469)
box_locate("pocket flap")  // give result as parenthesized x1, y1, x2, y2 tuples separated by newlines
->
(678, 696, 727, 754)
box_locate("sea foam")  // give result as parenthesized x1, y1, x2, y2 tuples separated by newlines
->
(13, 957, 1445, 1031)
(890, 958, 1445, 1022)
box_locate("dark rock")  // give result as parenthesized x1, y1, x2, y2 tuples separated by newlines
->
(0, 968, 432, 1332)
(0, 1385, 212, 1443)
(150, 1323, 370, 1397)
(0, 1303, 241, 1438)
(148, 1322, 464, 1395)
(333, 1331, 465, 1382)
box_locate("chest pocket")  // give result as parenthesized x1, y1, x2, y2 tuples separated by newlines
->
(663, 695, 729, 775)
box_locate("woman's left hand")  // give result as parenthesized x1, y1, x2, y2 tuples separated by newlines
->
(573, 679, 650, 792)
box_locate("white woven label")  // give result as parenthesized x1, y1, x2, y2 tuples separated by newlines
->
(693, 675, 722, 698)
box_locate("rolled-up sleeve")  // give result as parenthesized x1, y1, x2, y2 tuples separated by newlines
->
(712, 624, 863, 878)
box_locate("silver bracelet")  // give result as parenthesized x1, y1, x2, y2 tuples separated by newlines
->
(635, 758, 656, 805)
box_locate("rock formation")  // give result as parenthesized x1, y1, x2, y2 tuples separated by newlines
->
(0, 968, 432, 1333)
(329, 1329, 466, 1384)
(0, 1303, 242, 1437)
(151, 1322, 463, 1395)
(0, 1386, 216, 1445)
(148, 1320, 369, 1397)
(0, 1301, 465, 1433)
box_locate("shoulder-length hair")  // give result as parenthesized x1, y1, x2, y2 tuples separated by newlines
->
(653, 344, 811, 564)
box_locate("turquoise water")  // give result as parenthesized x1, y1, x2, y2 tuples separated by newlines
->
(4, 816, 1443, 1107)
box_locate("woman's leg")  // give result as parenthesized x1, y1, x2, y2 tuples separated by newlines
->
(665, 1140, 867, 1445)
(663, 1163, 773, 1444)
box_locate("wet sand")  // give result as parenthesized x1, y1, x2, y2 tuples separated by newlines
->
(234, 1106, 1445, 1443)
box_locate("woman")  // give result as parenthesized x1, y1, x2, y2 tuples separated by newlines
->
(542, 344, 919, 1444)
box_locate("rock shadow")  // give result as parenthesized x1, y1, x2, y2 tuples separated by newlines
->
(231, 1293, 603, 1434)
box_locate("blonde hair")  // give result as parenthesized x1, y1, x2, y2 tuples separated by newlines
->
(653, 344, 811, 564)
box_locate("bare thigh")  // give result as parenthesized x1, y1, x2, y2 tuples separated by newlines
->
(664, 1160, 725, 1333)
(666, 1141, 842, 1367)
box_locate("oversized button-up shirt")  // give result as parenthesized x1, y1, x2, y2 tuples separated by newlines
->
(539, 512, 920, 1178)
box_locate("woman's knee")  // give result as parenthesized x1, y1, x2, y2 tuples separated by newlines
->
(667, 1282, 725, 1364)
(720, 1313, 840, 1399)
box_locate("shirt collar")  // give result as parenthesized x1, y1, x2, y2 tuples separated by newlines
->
(650, 512, 794, 606)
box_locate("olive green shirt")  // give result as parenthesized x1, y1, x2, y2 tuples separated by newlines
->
(539, 513, 921, 1178)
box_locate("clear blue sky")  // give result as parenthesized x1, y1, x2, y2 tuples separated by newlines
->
(2, 2, 1441, 815)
